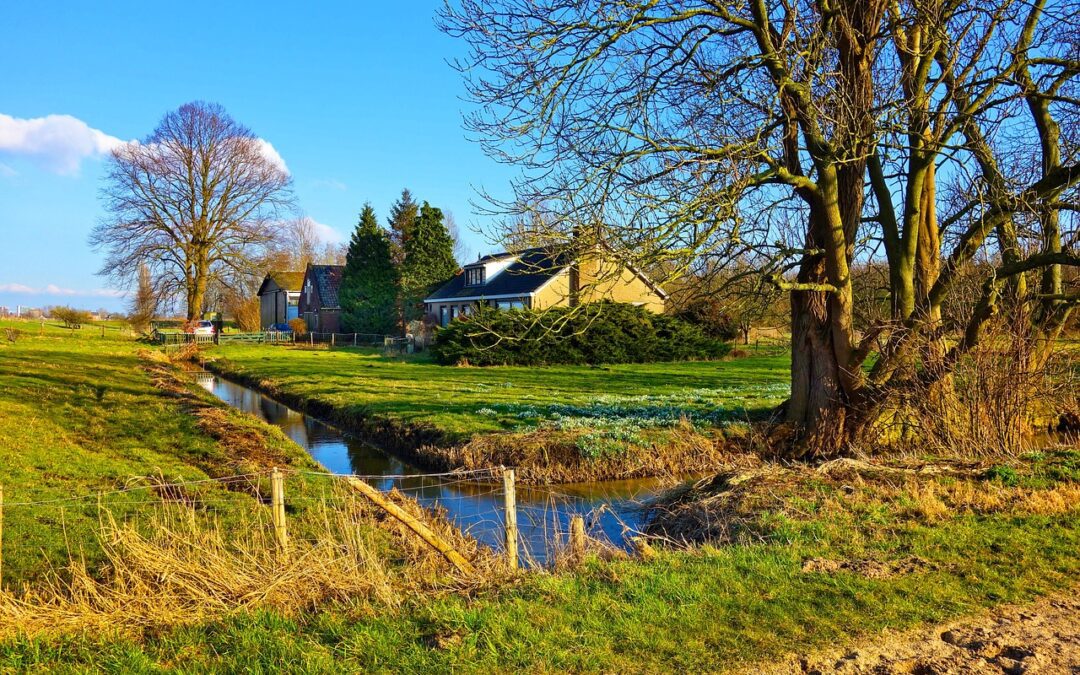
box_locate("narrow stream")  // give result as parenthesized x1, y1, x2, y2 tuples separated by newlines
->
(193, 371, 661, 563)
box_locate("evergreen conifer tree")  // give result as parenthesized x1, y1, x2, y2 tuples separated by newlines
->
(400, 202, 459, 322)
(339, 203, 400, 335)
(386, 188, 419, 265)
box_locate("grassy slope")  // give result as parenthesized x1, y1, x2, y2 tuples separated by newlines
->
(205, 345, 791, 438)
(0, 324, 319, 584)
(2, 489, 1076, 672)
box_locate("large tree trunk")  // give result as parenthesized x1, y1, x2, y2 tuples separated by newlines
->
(784, 0, 885, 458)
(186, 252, 210, 321)
(788, 284, 850, 454)
(786, 188, 861, 457)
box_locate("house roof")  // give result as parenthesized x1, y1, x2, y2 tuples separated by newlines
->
(426, 247, 573, 302)
(257, 271, 304, 296)
(306, 264, 345, 309)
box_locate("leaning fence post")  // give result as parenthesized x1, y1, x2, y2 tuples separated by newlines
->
(569, 515, 586, 561)
(503, 468, 518, 570)
(271, 468, 288, 553)
(342, 476, 475, 575)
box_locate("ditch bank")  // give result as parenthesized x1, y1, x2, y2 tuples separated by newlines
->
(199, 354, 740, 485)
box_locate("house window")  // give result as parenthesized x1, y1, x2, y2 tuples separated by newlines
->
(464, 266, 485, 286)
(449, 305, 457, 322)
(440, 306, 449, 327)
(495, 298, 528, 311)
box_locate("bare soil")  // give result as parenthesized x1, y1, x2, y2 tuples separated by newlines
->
(762, 588, 1080, 674)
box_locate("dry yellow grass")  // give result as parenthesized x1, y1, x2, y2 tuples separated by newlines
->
(0, 482, 500, 640)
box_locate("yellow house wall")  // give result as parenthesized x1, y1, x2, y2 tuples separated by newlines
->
(427, 260, 665, 319)
(531, 270, 573, 310)
(575, 259, 666, 312)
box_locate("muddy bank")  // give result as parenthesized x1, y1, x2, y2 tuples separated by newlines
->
(760, 586, 1080, 674)
(199, 355, 737, 485)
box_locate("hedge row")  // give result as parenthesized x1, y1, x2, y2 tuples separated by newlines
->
(430, 302, 731, 366)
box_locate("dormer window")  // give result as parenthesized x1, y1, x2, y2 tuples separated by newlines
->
(464, 266, 486, 286)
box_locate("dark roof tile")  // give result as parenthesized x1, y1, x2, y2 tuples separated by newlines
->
(426, 247, 572, 301)
(308, 264, 345, 309)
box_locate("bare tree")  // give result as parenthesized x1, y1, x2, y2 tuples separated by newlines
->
(445, 210, 471, 262)
(264, 215, 346, 270)
(91, 101, 293, 320)
(440, 0, 1080, 456)
(128, 263, 157, 333)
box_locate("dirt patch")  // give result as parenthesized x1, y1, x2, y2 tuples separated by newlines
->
(801, 556, 930, 580)
(761, 588, 1080, 674)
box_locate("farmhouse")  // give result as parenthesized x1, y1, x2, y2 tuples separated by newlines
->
(299, 263, 345, 333)
(424, 246, 666, 326)
(257, 271, 304, 329)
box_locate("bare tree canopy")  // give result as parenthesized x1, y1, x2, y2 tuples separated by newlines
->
(263, 216, 345, 271)
(440, 0, 1080, 456)
(91, 101, 294, 319)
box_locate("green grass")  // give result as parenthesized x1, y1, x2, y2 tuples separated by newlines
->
(0, 326, 320, 585)
(206, 345, 791, 439)
(2, 330, 1078, 671)
(1, 504, 1076, 672)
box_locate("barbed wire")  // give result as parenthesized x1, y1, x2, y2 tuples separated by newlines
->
(1, 466, 503, 508)
(0, 465, 651, 563)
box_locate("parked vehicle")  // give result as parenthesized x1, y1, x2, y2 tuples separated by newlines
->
(190, 320, 216, 336)
(268, 323, 293, 333)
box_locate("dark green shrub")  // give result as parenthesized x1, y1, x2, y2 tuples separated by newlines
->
(431, 302, 731, 366)
(674, 297, 740, 341)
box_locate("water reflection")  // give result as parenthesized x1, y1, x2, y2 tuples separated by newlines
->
(194, 371, 658, 562)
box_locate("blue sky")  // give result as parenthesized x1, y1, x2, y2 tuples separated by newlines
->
(0, 0, 514, 312)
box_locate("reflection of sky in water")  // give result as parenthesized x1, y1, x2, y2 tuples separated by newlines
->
(197, 372, 658, 562)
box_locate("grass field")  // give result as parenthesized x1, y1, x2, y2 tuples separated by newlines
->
(0, 321, 329, 584)
(1, 328, 1078, 671)
(205, 345, 791, 439)
(2, 458, 1077, 671)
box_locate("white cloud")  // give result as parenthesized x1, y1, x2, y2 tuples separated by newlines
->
(0, 113, 289, 177)
(253, 138, 289, 174)
(0, 283, 127, 298)
(311, 178, 347, 191)
(0, 283, 35, 294)
(0, 113, 128, 175)
(309, 218, 345, 244)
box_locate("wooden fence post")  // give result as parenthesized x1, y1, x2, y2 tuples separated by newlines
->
(271, 468, 288, 553)
(353, 333, 357, 347)
(309, 332, 313, 347)
(569, 515, 586, 561)
(331, 333, 335, 347)
(343, 476, 475, 575)
(503, 468, 518, 570)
